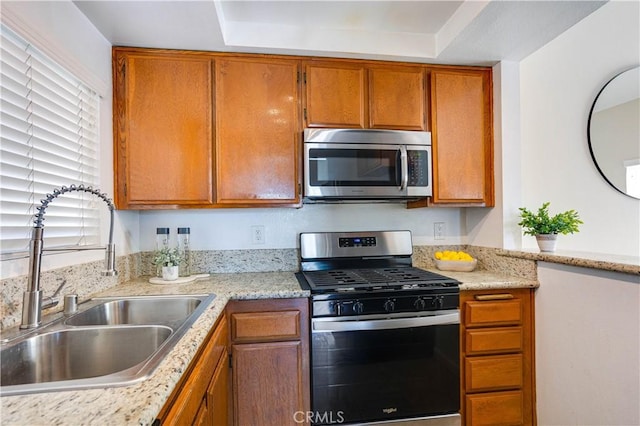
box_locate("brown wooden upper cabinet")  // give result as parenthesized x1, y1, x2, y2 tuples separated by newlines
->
(368, 65, 427, 130)
(304, 61, 367, 129)
(113, 48, 301, 209)
(303, 61, 427, 130)
(113, 49, 215, 209)
(113, 47, 493, 209)
(429, 69, 494, 206)
(214, 57, 301, 206)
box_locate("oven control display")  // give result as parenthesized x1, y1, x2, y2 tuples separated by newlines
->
(339, 236, 376, 247)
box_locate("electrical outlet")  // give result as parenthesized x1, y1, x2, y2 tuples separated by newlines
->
(251, 225, 265, 245)
(434, 222, 446, 240)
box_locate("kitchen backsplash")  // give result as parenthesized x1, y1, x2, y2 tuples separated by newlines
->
(139, 249, 299, 276)
(0, 246, 536, 330)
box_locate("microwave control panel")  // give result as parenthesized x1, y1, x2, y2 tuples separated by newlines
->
(408, 151, 429, 186)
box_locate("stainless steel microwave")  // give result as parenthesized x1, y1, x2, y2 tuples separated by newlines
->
(303, 128, 432, 201)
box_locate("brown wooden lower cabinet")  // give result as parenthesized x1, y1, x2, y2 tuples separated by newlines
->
(156, 298, 309, 426)
(227, 298, 310, 426)
(157, 314, 230, 425)
(156, 290, 534, 426)
(461, 289, 536, 426)
(466, 390, 525, 426)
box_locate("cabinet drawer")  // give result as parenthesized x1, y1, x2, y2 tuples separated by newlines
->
(466, 327, 523, 355)
(465, 354, 523, 392)
(465, 297, 522, 327)
(231, 310, 301, 342)
(465, 390, 524, 426)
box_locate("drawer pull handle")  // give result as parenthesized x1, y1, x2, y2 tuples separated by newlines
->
(474, 294, 514, 301)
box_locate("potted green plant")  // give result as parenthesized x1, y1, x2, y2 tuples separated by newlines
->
(518, 202, 583, 252)
(152, 246, 182, 280)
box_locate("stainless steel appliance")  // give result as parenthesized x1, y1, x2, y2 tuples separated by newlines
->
(303, 129, 432, 201)
(296, 230, 461, 426)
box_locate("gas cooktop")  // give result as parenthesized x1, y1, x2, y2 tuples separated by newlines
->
(301, 266, 459, 292)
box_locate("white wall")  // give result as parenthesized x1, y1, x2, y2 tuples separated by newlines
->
(0, 1, 139, 279)
(466, 60, 523, 250)
(138, 204, 463, 251)
(519, 1, 640, 256)
(535, 262, 640, 425)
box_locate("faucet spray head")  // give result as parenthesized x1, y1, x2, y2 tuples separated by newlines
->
(102, 243, 118, 276)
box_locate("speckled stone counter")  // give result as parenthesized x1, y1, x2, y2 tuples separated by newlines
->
(436, 269, 538, 290)
(0, 268, 536, 425)
(499, 249, 640, 275)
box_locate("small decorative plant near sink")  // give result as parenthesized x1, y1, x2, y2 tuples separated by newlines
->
(152, 247, 182, 280)
(518, 202, 583, 252)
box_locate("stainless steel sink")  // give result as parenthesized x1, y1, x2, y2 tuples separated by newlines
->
(0, 293, 216, 396)
(1, 326, 171, 387)
(64, 296, 202, 328)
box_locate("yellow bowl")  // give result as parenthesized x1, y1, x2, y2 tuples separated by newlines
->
(435, 258, 477, 272)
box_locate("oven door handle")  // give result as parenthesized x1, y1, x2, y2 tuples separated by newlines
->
(312, 311, 459, 332)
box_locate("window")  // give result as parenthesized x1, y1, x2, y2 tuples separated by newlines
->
(0, 23, 101, 256)
(624, 159, 640, 199)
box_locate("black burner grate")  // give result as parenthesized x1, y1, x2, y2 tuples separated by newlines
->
(303, 267, 458, 291)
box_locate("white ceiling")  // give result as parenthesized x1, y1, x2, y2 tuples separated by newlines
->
(73, 0, 607, 66)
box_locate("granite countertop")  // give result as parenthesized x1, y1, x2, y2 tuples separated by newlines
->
(499, 249, 640, 275)
(439, 269, 538, 290)
(0, 269, 536, 425)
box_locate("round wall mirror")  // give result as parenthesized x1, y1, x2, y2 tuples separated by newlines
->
(588, 66, 640, 199)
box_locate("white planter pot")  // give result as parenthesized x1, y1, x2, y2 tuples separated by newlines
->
(535, 234, 558, 252)
(162, 265, 179, 281)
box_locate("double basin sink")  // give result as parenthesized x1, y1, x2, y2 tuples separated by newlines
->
(0, 293, 216, 396)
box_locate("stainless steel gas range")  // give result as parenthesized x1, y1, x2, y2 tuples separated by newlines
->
(296, 230, 461, 426)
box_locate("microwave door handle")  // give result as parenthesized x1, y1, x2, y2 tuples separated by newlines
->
(395, 148, 402, 188)
(399, 145, 408, 191)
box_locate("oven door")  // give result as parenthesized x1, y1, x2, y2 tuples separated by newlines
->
(311, 311, 460, 425)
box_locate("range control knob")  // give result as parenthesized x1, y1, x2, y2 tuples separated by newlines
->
(383, 299, 395, 313)
(353, 301, 364, 315)
(413, 298, 426, 311)
(432, 296, 444, 309)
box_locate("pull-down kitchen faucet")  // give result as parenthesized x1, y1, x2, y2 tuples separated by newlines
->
(20, 184, 118, 329)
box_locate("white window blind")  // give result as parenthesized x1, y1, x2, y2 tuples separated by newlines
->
(0, 23, 101, 256)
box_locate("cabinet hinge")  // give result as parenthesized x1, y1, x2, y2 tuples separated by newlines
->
(303, 108, 307, 121)
(297, 71, 300, 84)
(123, 183, 127, 197)
(228, 352, 233, 369)
(303, 72, 307, 84)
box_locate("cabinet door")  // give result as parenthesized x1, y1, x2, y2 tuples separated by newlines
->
(113, 50, 214, 208)
(208, 348, 230, 426)
(233, 341, 306, 426)
(304, 62, 366, 128)
(369, 66, 426, 130)
(157, 315, 228, 425)
(215, 57, 300, 205)
(430, 70, 494, 206)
